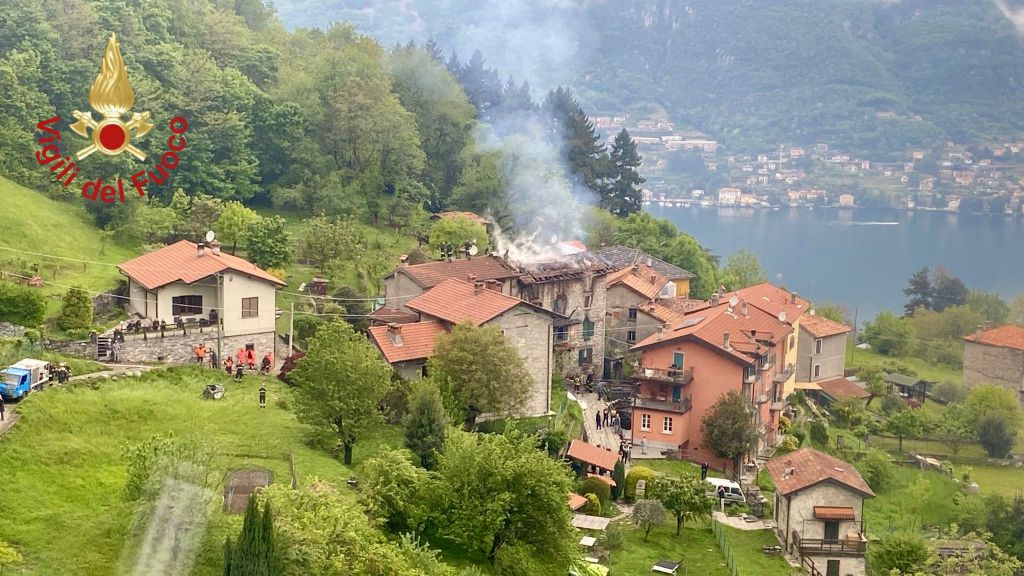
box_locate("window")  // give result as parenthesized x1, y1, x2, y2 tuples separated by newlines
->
(578, 347, 592, 366)
(673, 352, 684, 369)
(813, 363, 821, 379)
(554, 325, 569, 343)
(744, 365, 757, 381)
(627, 330, 637, 343)
(824, 521, 840, 540)
(789, 334, 795, 350)
(826, 560, 840, 576)
(641, 414, 651, 430)
(628, 307, 638, 321)
(582, 318, 595, 340)
(553, 293, 568, 315)
(815, 338, 823, 354)
(241, 297, 259, 318)
(420, 364, 429, 378)
(662, 416, 673, 433)
(583, 293, 593, 309)
(171, 295, 203, 316)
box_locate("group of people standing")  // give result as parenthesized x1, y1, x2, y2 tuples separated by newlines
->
(594, 407, 621, 434)
(193, 343, 272, 380)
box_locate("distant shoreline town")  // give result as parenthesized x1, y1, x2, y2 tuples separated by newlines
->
(593, 115, 1024, 217)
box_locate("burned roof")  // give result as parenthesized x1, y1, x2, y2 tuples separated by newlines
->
(515, 252, 616, 285)
(389, 256, 521, 289)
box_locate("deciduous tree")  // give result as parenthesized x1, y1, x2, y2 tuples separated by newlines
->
(863, 312, 915, 356)
(858, 366, 888, 407)
(428, 215, 488, 257)
(428, 323, 532, 430)
(289, 322, 393, 464)
(301, 214, 364, 277)
(244, 216, 293, 270)
(358, 449, 429, 533)
(966, 291, 1010, 325)
(0, 283, 45, 327)
(931, 268, 968, 312)
(936, 403, 974, 455)
(719, 248, 767, 290)
(651, 473, 714, 536)
(978, 415, 1017, 459)
(632, 499, 667, 542)
(216, 201, 260, 255)
(701, 391, 759, 476)
(884, 409, 924, 453)
(868, 533, 932, 576)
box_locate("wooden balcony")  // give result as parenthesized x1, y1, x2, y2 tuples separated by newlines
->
(634, 366, 693, 385)
(796, 537, 867, 555)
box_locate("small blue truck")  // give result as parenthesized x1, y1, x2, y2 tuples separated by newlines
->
(0, 359, 51, 401)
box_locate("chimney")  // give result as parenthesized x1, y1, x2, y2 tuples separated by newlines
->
(723, 332, 731, 349)
(975, 325, 984, 339)
(387, 322, 403, 346)
(790, 291, 798, 304)
(196, 243, 205, 257)
(485, 279, 502, 292)
(474, 281, 485, 295)
(711, 293, 720, 306)
(658, 325, 666, 340)
(741, 302, 748, 317)
(210, 240, 221, 255)
(467, 274, 477, 283)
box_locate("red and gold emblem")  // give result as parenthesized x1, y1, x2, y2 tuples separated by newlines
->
(69, 33, 153, 161)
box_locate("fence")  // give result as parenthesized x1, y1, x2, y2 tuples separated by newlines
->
(711, 517, 741, 576)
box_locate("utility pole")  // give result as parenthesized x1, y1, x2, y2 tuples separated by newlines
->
(216, 273, 222, 363)
(287, 301, 295, 357)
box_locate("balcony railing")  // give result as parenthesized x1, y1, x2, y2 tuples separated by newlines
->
(796, 537, 867, 555)
(634, 395, 692, 414)
(772, 365, 795, 383)
(634, 366, 693, 385)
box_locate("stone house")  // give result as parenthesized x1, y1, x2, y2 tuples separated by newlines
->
(516, 253, 613, 378)
(962, 325, 1024, 407)
(629, 298, 792, 468)
(595, 245, 694, 298)
(796, 314, 853, 383)
(117, 240, 285, 363)
(380, 256, 521, 311)
(368, 278, 559, 416)
(766, 447, 874, 576)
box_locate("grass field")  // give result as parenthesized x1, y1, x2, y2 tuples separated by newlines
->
(0, 176, 139, 321)
(0, 366, 397, 576)
(717, 524, 801, 576)
(609, 519, 731, 575)
(847, 345, 962, 385)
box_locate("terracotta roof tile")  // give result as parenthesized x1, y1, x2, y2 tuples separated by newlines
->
(568, 493, 588, 510)
(662, 298, 713, 315)
(730, 283, 809, 324)
(632, 300, 792, 365)
(608, 264, 668, 300)
(567, 439, 619, 471)
(801, 314, 853, 338)
(394, 256, 521, 289)
(367, 306, 420, 325)
(368, 321, 446, 363)
(814, 506, 856, 520)
(587, 473, 617, 487)
(963, 324, 1024, 352)
(638, 301, 686, 326)
(817, 377, 870, 400)
(406, 278, 523, 325)
(765, 447, 874, 498)
(118, 240, 286, 290)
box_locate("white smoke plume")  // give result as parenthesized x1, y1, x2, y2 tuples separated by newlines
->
(993, 0, 1024, 33)
(126, 478, 211, 576)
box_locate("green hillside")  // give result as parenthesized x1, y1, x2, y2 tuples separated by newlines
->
(271, 0, 1024, 157)
(0, 176, 138, 314)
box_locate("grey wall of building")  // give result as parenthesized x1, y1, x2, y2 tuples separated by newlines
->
(490, 307, 554, 417)
(963, 342, 1024, 406)
(796, 331, 847, 382)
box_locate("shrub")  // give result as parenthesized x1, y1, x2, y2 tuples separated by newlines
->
(611, 460, 626, 500)
(881, 393, 906, 414)
(582, 493, 601, 515)
(868, 533, 930, 576)
(856, 450, 894, 491)
(809, 420, 829, 446)
(58, 287, 93, 331)
(978, 415, 1017, 459)
(0, 282, 45, 327)
(791, 425, 808, 445)
(578, 477, 612, 505)
(275, 397, 289, 410)
(624, 466, 655, 502)
(932, 381, 967, 404)
(779, 414, 792, 431)
(780, 435, 799, 452)
(603, 524, 624, 550)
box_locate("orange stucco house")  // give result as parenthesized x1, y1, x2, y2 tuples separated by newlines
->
(630, 297, 793, 472)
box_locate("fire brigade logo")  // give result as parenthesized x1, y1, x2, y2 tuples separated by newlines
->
(69, 33, 154, 161)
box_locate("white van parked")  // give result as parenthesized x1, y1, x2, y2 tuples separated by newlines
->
(705, 477, 745, 504)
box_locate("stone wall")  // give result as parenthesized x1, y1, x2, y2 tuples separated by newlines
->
(963, 341, 1024, 406)
(491, 306, 554, 416)
(0, 322, 26, 338)
(776, 481, 865, 553)
(113, 331, 278, 366)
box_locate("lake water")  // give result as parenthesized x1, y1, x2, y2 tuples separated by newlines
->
(646, 205, 1024, 323)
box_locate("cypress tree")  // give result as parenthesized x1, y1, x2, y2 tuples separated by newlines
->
(231, 496, 262, 575)
(223, 537, 233, 576)
(258, 500, 277, 576)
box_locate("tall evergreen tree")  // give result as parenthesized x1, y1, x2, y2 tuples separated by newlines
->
(499, 77, 534, 112)
(606, 128, 645, 216)
(903, 267, 933, 316)
(543, 87, 613, 198)
(226, 496, 278, 576)
(424, 37, 444, 62)
(461, 50, 503, 116)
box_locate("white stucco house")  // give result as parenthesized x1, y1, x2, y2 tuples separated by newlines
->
(117, 240, 285, 359)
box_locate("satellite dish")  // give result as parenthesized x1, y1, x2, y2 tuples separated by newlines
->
(205, 230, 215, 243)
(728, 296, 739, 307)
(778, 311, 787, 323)
(809, 309, 816, 316)
(468, 245, 479, 256)
(550, 234, 558, 245)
